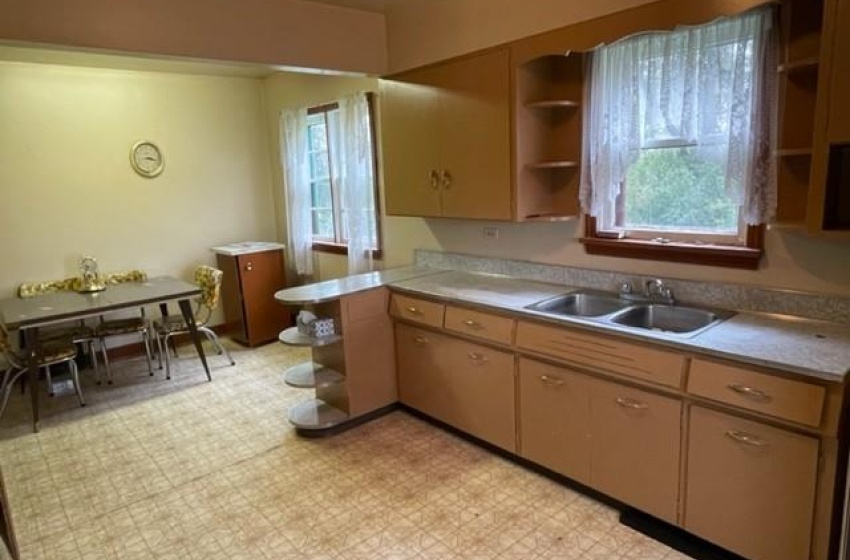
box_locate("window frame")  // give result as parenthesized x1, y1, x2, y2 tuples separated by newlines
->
(579, 12, 769, 269)
(306, 94, 383, 260)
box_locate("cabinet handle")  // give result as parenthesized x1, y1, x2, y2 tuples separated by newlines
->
(467, 352, 488, 364)
(462, 319, 482, 329)
(429, 170, 440, 189)
(414, 335, 429, 345)
(441, 169, 452, 189)
(540, 375, 564, 386)
(616, 397, 648, 410)
(725, 430, 768, 447)
(727, 384, 771, 402)
(406, 306, 423, 315)
(245, 262, 253, 272)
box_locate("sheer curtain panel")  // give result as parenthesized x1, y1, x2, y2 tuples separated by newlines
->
(280, 107, 314, 277)
(579, 6, 777, 226)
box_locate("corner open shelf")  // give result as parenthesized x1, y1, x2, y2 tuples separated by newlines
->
(283, 362, 345, 389)
(279, 326, 342, 347)
(287, 399, 349, 430)
(514, 51, 585, 222)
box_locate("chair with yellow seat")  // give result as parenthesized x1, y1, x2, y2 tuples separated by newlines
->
(153, 265, 235, 380)
(0, 328, 85, 420)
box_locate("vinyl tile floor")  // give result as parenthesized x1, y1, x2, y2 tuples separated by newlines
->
(0, 339, 695, 560)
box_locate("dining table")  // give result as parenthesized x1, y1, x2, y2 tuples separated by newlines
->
(0, 276, 212, 433)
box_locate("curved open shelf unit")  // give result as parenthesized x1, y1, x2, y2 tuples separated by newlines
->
(284, 362, 344, 389)
(287, 398, 349, 430)
(279, 326, 342, 347)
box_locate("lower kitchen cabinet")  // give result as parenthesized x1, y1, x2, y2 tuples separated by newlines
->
(589, 378, 681, 524)
(396, 323, 516, 452)
(518, 357, 681, 523)
(684, 405, 819, 560)
(519, 358, 592, 484)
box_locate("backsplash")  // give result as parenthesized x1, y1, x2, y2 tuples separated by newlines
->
(414, 249, 850, 324)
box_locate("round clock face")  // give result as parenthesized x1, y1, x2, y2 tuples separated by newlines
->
(130, 141, 164, 178)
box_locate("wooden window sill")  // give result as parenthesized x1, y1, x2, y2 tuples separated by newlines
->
(312, 242, 383, 261)
(580, 237, 763, 269)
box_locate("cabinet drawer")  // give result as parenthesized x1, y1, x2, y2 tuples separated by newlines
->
(516, 321, 685, 388)
(390, 294, 445, 328)
(687, 359, 825, 427)
(444, 305, 514, 345)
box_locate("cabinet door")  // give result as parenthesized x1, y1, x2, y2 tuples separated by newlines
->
(590, 379, 681, 523)
(396, 324, 453, 423)
(519, 358, 591, 484)
(381, 71, 442, 217)
(437, 49, 512, 220)
(441, 336, 516, 452)
(237, 251, 289, 346)
(685, 406, 819, 560)
(826, 0, 850, 140)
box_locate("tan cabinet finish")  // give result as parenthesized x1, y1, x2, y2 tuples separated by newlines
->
(396, 323, 517, 452)
(589, 378, 682, 523)
(688, 358, 826, 427)
(444, 305, 514, 345)
(516, 320, 685, 388)
(389, 294, 445, 328)
(382, 49, 512, 221)
(685, 406, 819, 560)
(519, 358, 592, 484)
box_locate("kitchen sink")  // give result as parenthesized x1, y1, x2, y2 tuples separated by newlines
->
(609, 304, 725, 334)
(524, 290, 733, 337)
(525, 292, 631, 317)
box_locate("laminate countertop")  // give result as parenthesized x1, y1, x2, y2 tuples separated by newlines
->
(275, 267, 850, 382)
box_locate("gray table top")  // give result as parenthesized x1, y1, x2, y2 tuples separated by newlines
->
(0, 277, 200, 331)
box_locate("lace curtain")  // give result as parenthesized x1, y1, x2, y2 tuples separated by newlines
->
(280, 107, 313, 277)
(579, 6, 777, 226)
(280, 93, 377, 277)
(330, 93, 377, 274)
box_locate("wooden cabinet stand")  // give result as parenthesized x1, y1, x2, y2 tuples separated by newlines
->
(216, 248, 290, 347)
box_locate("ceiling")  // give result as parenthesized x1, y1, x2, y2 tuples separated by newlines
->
(302, 0, 410, 13)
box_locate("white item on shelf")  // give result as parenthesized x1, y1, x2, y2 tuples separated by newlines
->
(279, 326, 342, 347)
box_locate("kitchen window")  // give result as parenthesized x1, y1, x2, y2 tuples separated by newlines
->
(579, 6, 776, 268)
(306, 98, 381, 256)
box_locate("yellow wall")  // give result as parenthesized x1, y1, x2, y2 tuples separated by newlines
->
(0, 60, 277, 308)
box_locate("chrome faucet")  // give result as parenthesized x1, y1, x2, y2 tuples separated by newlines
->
(645, 279, 675, 305)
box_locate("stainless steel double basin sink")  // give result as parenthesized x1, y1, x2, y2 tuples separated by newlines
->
(524, 291, 733, 336)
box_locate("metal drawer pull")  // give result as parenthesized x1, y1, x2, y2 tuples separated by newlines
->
(725, 430, 768, 447)
(540, 375, 564, 386)
(467, 352, 488, 364)
(616, 397, 648, 410)
(414, 336, 429, 345)
(406, 306, 423, 315)
(727, 384, 771, 402)
(429, 170, 440, 189)
(462, 319, 482, 329)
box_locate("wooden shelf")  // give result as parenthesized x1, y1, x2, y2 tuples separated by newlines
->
(278, 326, 342, 347)
(526, 160, 579, 170)
(522, 213, 578, 222)
(778, 57, 819, 74)
(525, 99, 579, 109)
(284, 362, 344, 389)
(775, 148, 813, 157)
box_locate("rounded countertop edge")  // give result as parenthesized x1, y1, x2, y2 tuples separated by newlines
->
(211, 242, 287, 256)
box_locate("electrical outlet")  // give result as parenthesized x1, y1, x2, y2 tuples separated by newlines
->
(482, 227, 499, 239)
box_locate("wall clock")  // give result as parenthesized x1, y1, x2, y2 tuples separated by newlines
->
(130, 140, 164, 178)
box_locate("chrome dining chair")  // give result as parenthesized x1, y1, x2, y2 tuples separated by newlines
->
(153, 265, 235, 380)
(0, 328, 85, 420)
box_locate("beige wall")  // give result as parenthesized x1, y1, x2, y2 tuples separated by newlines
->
(385, 0, 659, 72)
(262, 71, 439, 281)
(0, 59, 277, 316)
(0, 0, 387, 75)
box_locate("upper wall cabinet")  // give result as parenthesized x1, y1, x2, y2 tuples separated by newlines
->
(381, 49, 512, 221)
